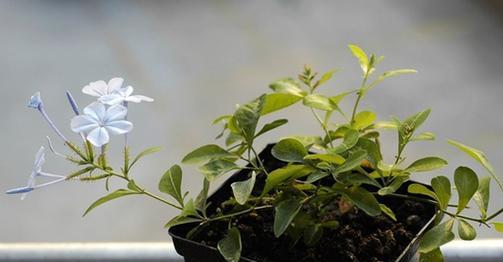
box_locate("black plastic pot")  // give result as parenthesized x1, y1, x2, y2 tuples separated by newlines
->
(169, 144, 438, 262)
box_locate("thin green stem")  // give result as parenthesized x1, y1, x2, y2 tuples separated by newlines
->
(205, 205, 273, 223)
(350, 73, 369, 124)
(310, 108, 334, 148)
(487, 208, 503, 221)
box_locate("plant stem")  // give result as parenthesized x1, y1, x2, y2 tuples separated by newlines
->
(205, 205, 273, 223)
(487, 208, 503, 221)
(350, 72, 369, 124)
(310, 108, 334, 148)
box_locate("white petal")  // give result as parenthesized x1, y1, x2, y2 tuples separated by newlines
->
(124, 86, 134, 97)
(105, 120, 133, 135)
(33, 146, 45, 172)
(82, 81, 108, 97)
(108, 77, 124, 93)
(86, 127, 110, 147)
(105, 104, 128, 122)
(126, 95, 154, 103)
(71, 115, 99, 133)
(83, 102, 106, 121)
(99, 94, 124, 105)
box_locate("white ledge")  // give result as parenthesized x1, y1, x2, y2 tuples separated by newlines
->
(0, 240, 501, 261)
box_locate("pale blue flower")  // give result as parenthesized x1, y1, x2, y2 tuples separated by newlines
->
(82, 77, 124, 98)
(6, 146, 65, 199)
(99, 85, 154, 105)
(71, 102, 133, 147)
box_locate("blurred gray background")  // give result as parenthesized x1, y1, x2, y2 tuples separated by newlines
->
(2, 0, 503, 242)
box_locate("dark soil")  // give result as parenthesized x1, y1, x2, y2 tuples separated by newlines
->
(193, 197, 432, 262)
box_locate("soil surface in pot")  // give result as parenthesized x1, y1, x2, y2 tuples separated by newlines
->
(193, 196, 431, 262)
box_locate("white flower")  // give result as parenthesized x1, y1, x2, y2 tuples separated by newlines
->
(82, 77, 124, 98)
(71, 102, 133, 147)
(99, 85, 154, 105)
(5, 146, 65, 200)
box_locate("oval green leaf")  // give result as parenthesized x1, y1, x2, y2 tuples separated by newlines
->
(454, 166, 479, 214)
(217, 227, 242, 262)
(274, 198, 303, 237)
(272, 138, 308, 163)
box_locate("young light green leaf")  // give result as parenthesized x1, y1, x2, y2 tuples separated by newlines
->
(274, 198, 303, 237)
(330, 129, 360, 154)
(348, 44, 369, 74)
(255, 119, 288, 138)
(261, 93, 302, 116)
(181, 198, 198, 217)
(164, 215, 202, 228)
(473, 176, 491, 219)
(315, 70, 336, 88)
(272, 138, 308, 163)
(379, 204, 397, 221)
(379, 69, 417, 80)
(305, 170, 329, 183)
(129, 147, 162, 170)
(411, 132, 436, 142)
(419, 248, 444, 262)
(374, 121, 398, 129)
(302, 94, 337, 111)
(212, 115, 232, 125)
(234, 95, 265, 142)
(333, 150, 367, 175)
(262, 165, 313, 195)
(231, 172, 256, 205)
(431, 176, 451, 210)
(269, 79, 306, 97)
(448, 139, 503, 191)
(455, 166, 479, 214)
(83, 189, 139, 216)
(492, 222, 503, 233)
(419, 219, 455, 253)
(458, 219, 476, 240)
(356, 138, 383, 165)
(159, 164, 184, 205)
(408, 183, 438, 201)
(329, 90, 356, 104)
(198, 159, 238, 181)
(182, 144, 234, 164)
(405, 157, 448, 173)
(378, 176, 408, 195)
(217, 227, 242, 262)
(353, 111, 377, 130)
(344, 186, 381, 216)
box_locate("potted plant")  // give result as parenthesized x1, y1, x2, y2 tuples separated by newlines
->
(6, 44, 503, 262)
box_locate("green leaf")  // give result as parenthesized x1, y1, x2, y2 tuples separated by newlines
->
(344, 186, 381, 216)
(129, 147, 161, 170)
(305, 170, 329, 183)
(492, 222, 503, 233)
(274, 198, 303, 237)
(217, 227, 242, 262)
(329, 90, 356, 104)
(458, 219, 476, 240)
(330, 129, 360, 154)
(455, 166, 479, 214)
(338, 172, 381, 188)
(262, 165, 313, 195)
(164, 215, 202, 228)
(198, 159, 238, 181)
(303, 154, 345, 165)
(355, 138, 383, 166)
(353, 111, 377, 130)
(431, 176, 451, 210)
(448, 139, 503, 191)
(255, 119, 288, 138)
(284, 135, 323, 148)
(374, 121, 398, 129)
(411, 132, 436, 142)
(405, 157, 448, 173)
(348, 44, 369, 74)
(67, 166, 96, 180)
(269, 79, 306, 97)
(473, 176, 491, 219)
(303, 223, 324, 246)
(419, 248, 444, 262)
(419, 219, 455, 253)
(399, 109, 431, 143)
(408, 183, 438, 201)
(195, 178, 210, 213)
(234, 95, 265, 142)
(212, 115, 232, 125)
(83, 189, 139, 216)
(302, 94, 336, 111)
(379, 69, 417, 80)
(231, 172, 257, 205)
(182, 144, 233, 164)
(379, 204, 397, 221)
(378, 176, 408, 195)
(261, 93, 302, 116)
(159, 164, 184, 205)
(272, 138, 308, 163)
(333, 150, 367, 175)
